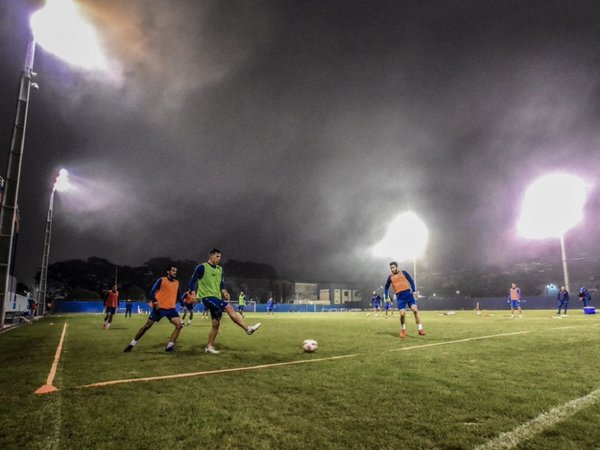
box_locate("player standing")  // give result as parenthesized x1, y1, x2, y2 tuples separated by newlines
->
(384, 262, 426, 338)
(237, 290, 247, 317)
(508, 282, 523, 318)
(189, 248, 261, 354)
(557, 285, 569, 316)
(124, 298, 133, 318)
(124, 266, 183, 353)
(103, 285, 119, 329)
(266, 297, 274, 316)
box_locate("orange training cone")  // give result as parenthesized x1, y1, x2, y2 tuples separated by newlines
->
(35, 384, 59, 395)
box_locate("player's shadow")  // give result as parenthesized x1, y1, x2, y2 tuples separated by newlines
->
(376, 331, 401, 338)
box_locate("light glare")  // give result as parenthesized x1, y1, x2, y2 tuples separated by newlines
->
(54, 168, 72, 192)
(30, 0, 108, 71)
(518, 173, 588, 239)
(372, 211, 429, 260)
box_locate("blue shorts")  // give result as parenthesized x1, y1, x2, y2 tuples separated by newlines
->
(384, 303, 391, 310)
(395, 291, 416, 310)
(510, 300, 520, 308)
(183, 302, 194, 312)
(149, 308, 179, 322)
(238, 304, 245, 311)
(202, 297, 228, 321)
(105, 307, 116, 314)
(373, 302, 381, 308)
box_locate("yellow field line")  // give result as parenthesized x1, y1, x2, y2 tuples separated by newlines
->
(79, 354, 358, 388)
(77, 330, 529, 390)
(35, 322, 68, 395)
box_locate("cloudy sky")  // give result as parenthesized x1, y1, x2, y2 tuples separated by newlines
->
(1, 0, 599, 285)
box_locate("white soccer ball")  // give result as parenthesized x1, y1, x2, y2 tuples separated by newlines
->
(366, 313, 371, 316)
(302, 339, 318, 353)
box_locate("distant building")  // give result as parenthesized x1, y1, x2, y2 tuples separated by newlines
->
(294, 282, 362, 305)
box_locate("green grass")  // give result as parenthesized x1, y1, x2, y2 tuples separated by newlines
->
(1, 310, 599, 449)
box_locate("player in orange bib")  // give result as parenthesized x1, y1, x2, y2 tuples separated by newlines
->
(124, 265, 183, 353)
(384, 261, 426, 338)
(102, 285, 119, 329)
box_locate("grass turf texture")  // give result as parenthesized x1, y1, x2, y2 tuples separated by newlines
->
(1, 311, 599, 449)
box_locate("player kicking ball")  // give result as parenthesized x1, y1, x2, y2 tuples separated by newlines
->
(384, 262, 426, 338)
(189, 248, 261, 354)
(124, 265, 183, 353)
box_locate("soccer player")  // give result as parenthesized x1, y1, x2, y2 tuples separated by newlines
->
(181, 290, 196, 326)
(579, 287, 592, 307)
(103, 285, 119, 329)
(508, 282, 523, 318)
(237, 290, 247, 317)
(124, 266, 183, 353)
(383, 296, 394, 318)
(384, 262, 426, 337)
(124, 298, 133, 318)
(266, 297, 274, 315)
(189, 248, 261, 354)
(371, 291, 382, 316)
(557, 285, 569, 316)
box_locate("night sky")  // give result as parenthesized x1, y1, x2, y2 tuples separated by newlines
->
(1, 0, 599, 286)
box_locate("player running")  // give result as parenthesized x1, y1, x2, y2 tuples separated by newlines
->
(189, 248, 261, 354)
(124, 265, 183, 353)
(383, 296, 394, 318)
(102, 285, 119, 329)
(181, 290, 196, 326)
(371, 291, 382, 316)
(384, 262, 426, 338)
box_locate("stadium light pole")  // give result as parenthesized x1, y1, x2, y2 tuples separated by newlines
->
(372, 211, 429, 293)
(0, 0, 108, 328)
(39, 169, 71, 315)
(517, 173, 588, 293)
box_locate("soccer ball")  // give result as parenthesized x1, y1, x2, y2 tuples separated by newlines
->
(302, 339, 318, 353)
(366, 313, 370, 316)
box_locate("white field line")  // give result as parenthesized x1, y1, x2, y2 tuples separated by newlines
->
(387, 331, 529, 353)
(475, 387, 600, 450)
(78, 331, 528, 390)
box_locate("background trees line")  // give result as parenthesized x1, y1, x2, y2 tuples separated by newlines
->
(38, 257, 294, 302)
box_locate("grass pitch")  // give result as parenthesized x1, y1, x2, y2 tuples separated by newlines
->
(1, 310, 599, 449)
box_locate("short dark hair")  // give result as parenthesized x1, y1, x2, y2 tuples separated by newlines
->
(209, 248, 221, 256)
(389, 261, 398, 267)
(166, 265, 177, 272)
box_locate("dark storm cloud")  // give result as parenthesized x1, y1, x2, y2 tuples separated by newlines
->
(1, 0, 600, 285)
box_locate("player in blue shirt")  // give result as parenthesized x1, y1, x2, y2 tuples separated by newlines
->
(383, 296, 394, 318)
(557, 285, 569, 316)
(266, 297, 274, 315)
(371, 291, 382, 316)
(579, 287, 592, 307)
